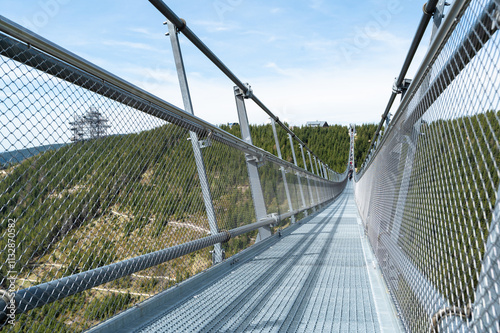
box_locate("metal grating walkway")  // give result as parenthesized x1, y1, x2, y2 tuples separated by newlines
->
(92, 184, 401, 333)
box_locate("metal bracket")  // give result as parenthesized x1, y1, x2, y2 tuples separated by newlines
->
(210, 248, 225, 264)
(0, 289, 14, 325)
(266, 213, 279, 226)
(393, 78, 412, 97)
(493, 9, 500, 30)
(245, 153, 264, 165)
(235, 83, 253, 99)
(198, 138, 212, 149)
(163, 18, 187, 33)
(188, 131, 213, 149)
(392, 77, 401, 94)
(400, 79, 412, 98)
(0, 289, 11, 304)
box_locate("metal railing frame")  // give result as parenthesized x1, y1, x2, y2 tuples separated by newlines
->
(0, 194, 344, 323)
(148, 0, 337, 179)
(357, 0, 483, 175)
(355, 0, 500, 331)
(0, 5, 349, 323)
(0, 16, 332, 183)
(360, 0, 441, 171)
(165, 20, 223, 264)
(151, 0, 348, 242)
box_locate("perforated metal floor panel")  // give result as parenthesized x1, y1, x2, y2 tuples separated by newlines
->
(93, 184, 400, 333)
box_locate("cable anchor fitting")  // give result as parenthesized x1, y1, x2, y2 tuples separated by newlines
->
(422, 3, 434, 16)
(430, 304, 472, 333)
(392, 78, 402, 94)
(234, 83, 253, 99)
(244, 83, 253, 99)
(163, 18, 186, 34)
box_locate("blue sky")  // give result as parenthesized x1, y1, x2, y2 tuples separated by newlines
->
(1, 0, 441, 126)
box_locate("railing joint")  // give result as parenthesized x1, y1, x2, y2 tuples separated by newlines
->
(266, 213, 279, 226)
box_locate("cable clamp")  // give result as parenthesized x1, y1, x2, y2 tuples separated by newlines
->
(177, 18, 187, 32)
(267, 213, 279, 226)
(244, 83, 253, 99)
(222, 230, 232, 242)
(493, 9, 500, 30)
(392, 78, 401, 94)
(423, 3, 433, 16)
(430, 304, 472, 332)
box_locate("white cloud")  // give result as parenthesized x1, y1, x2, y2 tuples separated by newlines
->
(121, 58, 401, 128)
(264, 62, 299, 77)
(102, 40, 157, 51)
(310, 0, 324, 10)
(127, 27, 163, 40)
(247, 66, 397, 126)
(191, 19, 238, 33)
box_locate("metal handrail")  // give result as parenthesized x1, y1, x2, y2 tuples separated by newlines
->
(357, 0, 478, 174)
(360, 0, 499, 175)
(0, 16, 332, 183)
(0, 13, 349, 323)
(148, 0, 337, 175)
(0, 191, 342, 323)
(362, 0, 440, 169)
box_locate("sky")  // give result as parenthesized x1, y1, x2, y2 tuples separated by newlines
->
(0, 0, 444, 126)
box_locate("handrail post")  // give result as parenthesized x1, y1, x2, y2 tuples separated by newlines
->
(271, 118, 295, 223)
(300, 144, 316, 212)
(390, 120, 423, 242)
(309, 152, 321, 206)
(288, 134, 307, 217)
(233, 86, 271, 242)
(166, 21, 223, 264)
(313, 156, 323, 202)
(320, 163, 327, 199)
(318, 161, 324, 201)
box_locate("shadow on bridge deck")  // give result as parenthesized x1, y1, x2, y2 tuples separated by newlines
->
(90, 184, 401, 333)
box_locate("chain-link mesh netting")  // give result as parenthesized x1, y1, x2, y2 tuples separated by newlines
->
(0, 18, 346, 332)
(355, 0, 500, 332)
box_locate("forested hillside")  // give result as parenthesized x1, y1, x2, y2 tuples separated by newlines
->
(352, 124, 377, 168)
(0, 123, 254, 331)
(221, 123, 353, 173)
(221, 122, 377, 172)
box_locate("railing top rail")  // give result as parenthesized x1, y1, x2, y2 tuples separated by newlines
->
(357, 0, 475, 175)
(360, 0, 441, 171)
(354, 0, 500, 331)
(148, 0, 336, 173)
(0, 15, 335, 181)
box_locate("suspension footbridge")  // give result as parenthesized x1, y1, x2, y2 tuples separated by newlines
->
(0, 0, 499, 332)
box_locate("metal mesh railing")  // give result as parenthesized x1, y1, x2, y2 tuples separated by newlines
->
(355, 0, 500, 332)
(0, 14, 347, 333)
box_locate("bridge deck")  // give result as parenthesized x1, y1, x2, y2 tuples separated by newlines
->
(93, 184, 400, 333)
